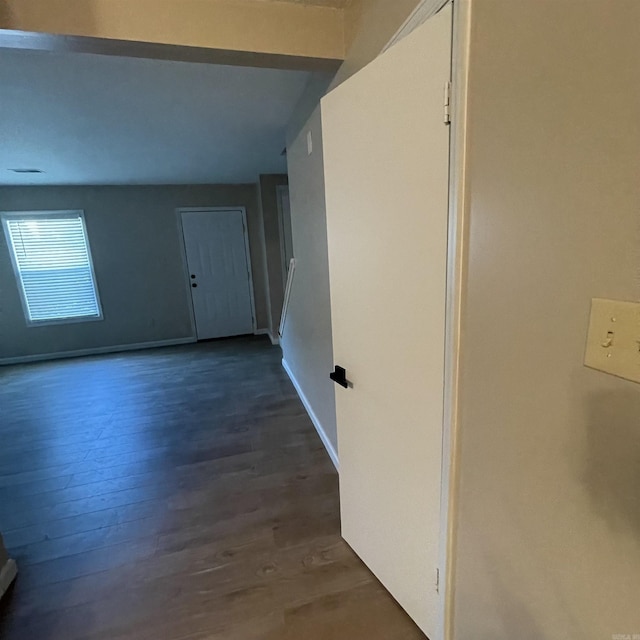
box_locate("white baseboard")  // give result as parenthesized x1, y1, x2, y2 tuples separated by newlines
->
(282, 358, 339, 471)
(0, 559, 17, 600)
(254, 329, 280, 346)
(0, 337, 197, 366)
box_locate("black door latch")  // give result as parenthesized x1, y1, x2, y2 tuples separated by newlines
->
(330, 365, 350, 389)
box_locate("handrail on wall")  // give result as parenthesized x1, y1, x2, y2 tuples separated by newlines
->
(278, 258, 296, 339)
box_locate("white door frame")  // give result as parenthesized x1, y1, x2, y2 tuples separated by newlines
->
(176, 206, 257, 337)
(378, 1, 471, 638)
(342, 2, 467, 637)
(378, 2, 472, 637)
(438, 1, 472, 639)
(276, 184, 293, 287)
(324, 4, 453, 635)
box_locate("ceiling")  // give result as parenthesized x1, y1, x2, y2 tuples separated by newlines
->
(0, 48, 316, 186)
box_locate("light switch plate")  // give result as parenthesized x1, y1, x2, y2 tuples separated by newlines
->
(584, 298, 640, 383)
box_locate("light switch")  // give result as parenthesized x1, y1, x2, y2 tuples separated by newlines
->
(307, 131, 313, 155)
(584, 298, 640, 383)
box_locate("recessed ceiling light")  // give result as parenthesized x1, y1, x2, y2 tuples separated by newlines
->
(9, 168, 44, 174)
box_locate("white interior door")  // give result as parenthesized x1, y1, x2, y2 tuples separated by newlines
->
(181, 208, 255, 340)
(321, 4, 452, 637)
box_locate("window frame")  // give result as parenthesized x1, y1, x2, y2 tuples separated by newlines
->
(1, 210, 104, 327)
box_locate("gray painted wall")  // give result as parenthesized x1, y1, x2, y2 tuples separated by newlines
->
(283, 106, 337, 451)
(0, 184, 268, 360)
(286, 72, 334, 153)
(453, 1, 640, 638)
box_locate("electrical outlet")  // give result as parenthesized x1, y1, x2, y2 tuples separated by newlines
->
(584, 298, 640, 383)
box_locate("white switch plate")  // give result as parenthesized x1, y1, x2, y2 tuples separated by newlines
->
(584, 298, 640, 383)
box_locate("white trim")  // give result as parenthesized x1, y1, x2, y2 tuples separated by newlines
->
(282, 358, 339, 471)
(438, 2, 471, 639)
(254, 328, 280, 346)
(0, 559, 17, 600)
(0, 337, 196, 366)
(174, 209, 198, 339)
(279, 258, 296, 338)
(177, 207, 257, 337)
(243, 204, 259, 334)
(276, 184, 287, 286)
(276, 184, 293, 288)
(256, 183, 275, 338)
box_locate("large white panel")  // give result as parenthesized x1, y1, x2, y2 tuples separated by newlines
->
(321, 4, 452, 636)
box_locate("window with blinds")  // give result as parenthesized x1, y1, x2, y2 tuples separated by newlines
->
(2, 211, 102, 324)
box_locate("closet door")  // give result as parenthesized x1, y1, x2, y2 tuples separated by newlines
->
(321, 4, 452, 636)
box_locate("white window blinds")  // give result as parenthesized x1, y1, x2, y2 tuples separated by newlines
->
(2, 212, 102, 324)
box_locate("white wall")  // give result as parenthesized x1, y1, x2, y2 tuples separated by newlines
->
(282, 0, 424, 460)
(452, 1, 640, 638)
(281, 0, 640, 634)
(0, 184, 268, 360)
(282, 106, 338, 452)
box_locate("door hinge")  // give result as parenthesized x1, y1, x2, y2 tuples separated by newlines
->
(443, 81, 452, 125)
(436, 568, 440, 593)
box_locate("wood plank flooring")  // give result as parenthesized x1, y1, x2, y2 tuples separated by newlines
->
(0, 337, 425, 639)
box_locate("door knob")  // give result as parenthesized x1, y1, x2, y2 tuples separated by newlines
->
(330, 365, 350, 389)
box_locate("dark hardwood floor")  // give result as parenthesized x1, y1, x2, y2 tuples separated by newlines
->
(0, 337, 424, 639)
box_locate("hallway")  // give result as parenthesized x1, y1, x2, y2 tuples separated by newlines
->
(0, 338, 424, 639)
